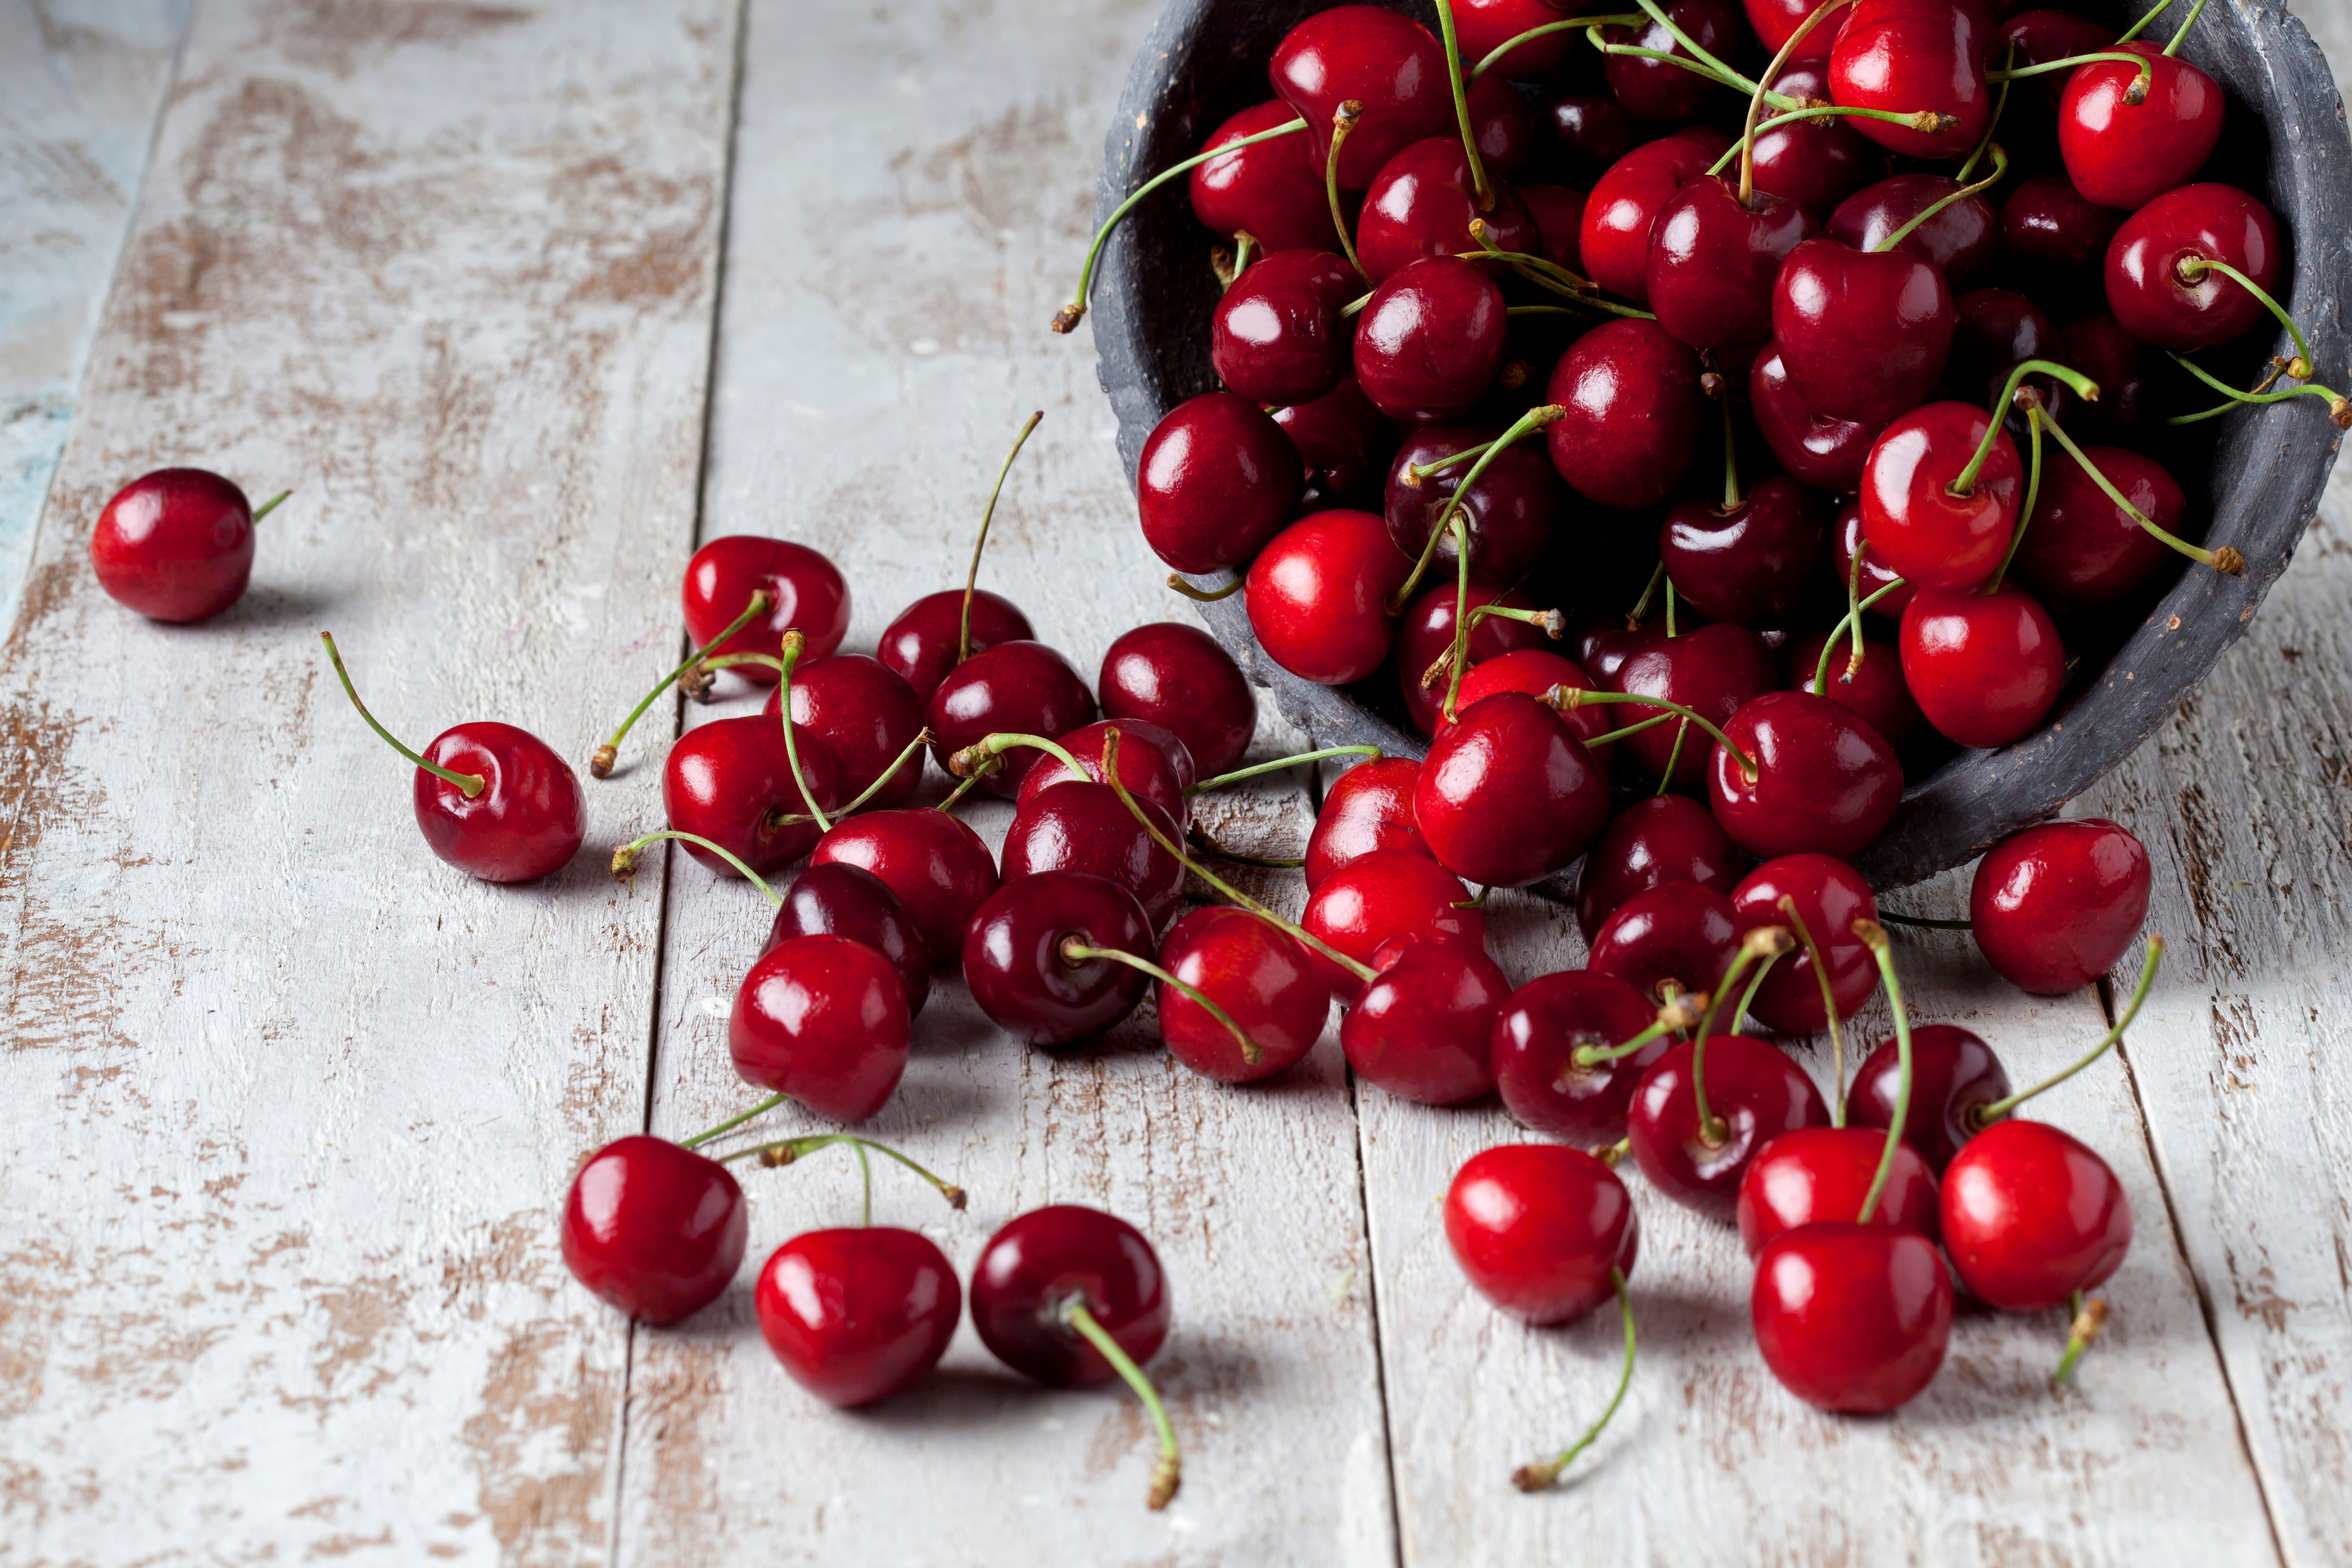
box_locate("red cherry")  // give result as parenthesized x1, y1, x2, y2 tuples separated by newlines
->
(1467, 63, 1542, 178)
(1744, 0, 1839, 60)
(88, 468, 264, 622)
(1611, 622, 1778, 788)
(1358, 138, 1539, 285)
(1458, 0, 1588, 78)
(1494, 969, 1674, 1142)
(1588, 883, 1739, 1006)
(1831, 494, 1915, 617)
(1575, 795, 1739, 941)
(2009, 445, 2189, 615)
(1517, 183, 1589, 273)
(2050, 314, 2151, 444)
(811, 809, 998, 969)
(1827, 172, 1999, 291)
(1940, 1119, 2131, 1311)
(1303, 848, 1486, 992)
(1440, 647, 1619, 760)
(1729, 853, 1880, 1033)
(1395, 585, 1552, 736)
(1099, 622, 1255, 779)
(761, 654, 927, 810)
(1340, 939, 1511, 1104)
(755, 1227, 961, 1407)
(1003, 784, 1187, 928)
(1271, 6, 1454, 191)
(1772, 239, 1955, 424)
(972, 1205, 1169, 1385)
(1137, 391, 1303, 575)
(1847, 1022, 2012, 1171)
(1541, 92, 1642, 185)
(1384, 423, 1562, 589)
(1751, 342, 1885, 493)
(1579, 130, 1734, 302)
(1417, 692, 1610, 887)
(1970, 817, 2150, 994)
(2104, 182, 2281, 352)
(1899, 584, 2065, 748)
(1014, 717, 1193, 828)
(682, 535, 850, 678)
(729, 933, 911, 1122)
(1828, 0, 1993, 157)
(664, 714, 842, 876)
(1944, 287, 2061, 410)
(1305, 757, 1431, 891)
(877, 589, 1034, 706)
(1660, 477, 1829, 628)
(765, 862, 932, 1018)
(1353, 255, 1509, 420)
(1749, 63, 1886, 218)
(1997, 8, 2119, 120)
(924, 641, 1094, 798)
(1999, 172, 2124, 281)
(2059, 41, 2222, 210)
(1545, 317, 1706, 509)
(561, 1136, 746, 1324)
(1736, 1126, 1940, 1257)
(962, 870, 1154, 1047)
(1647, 177, 1817, 353)
(1751, 1225, 1953, 1410)
(1576, 614, 1667, 686)
(1276, 376, 1399, 510)
(1155, 906, 1328, 1083)
(1710, 689, 1901, 860)
(1446, 1144, 1640, 1322)
(1211, 250, 1361, 406)
(1790, 625, 1927, 752)
(1604, 0, 1750, 124)
(1189, 99, 1345, 255)
(1245, 509, 1414, 685)
(1859, 400, 2022, 590)
(1627, 1034, 1830, 1219)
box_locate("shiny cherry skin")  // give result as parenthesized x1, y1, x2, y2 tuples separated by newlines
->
(755, 1227, 961, 1408)
(1661, 477, 1828, 628)
(1416, 692, 1612, 888)
(1751, 63, 1883, 217)
(1138, 391, 1303, 575)
(1460, 0, 1589, 78)
(662, 715, 840, 877)
(1859, 401, 2023, 591)
(1277, 376, 1397, 510)
(1611, 622, 1778, 788)
(1941, 1119, 2131, 1311)
(1944, 287, 2059, 409)
(876, 589, 1034, 706)
(2060, 41, 2222, 210)
(762, 653, 927, 810)
(1545, 317, 1706, 510)
(1384, 423, 1561, 589)
(683, 535, 850, 677)
(1100, 622, 1255, 779)
(1736, 1126, 1939, 1257)
(1998, 8, 2119, 120)
(411, 722, 588, 882)
(1790, 626, 1927, 752)
(1446, 1144, 1640, 1323)
(1604, 0, 1748, 124)
(1751, 1224, 1953, 1411)
(2000, 173, 2123, 282)
(1832, 494, 1915, 618)
(1245, 509, 1414, 686)
(1306, 758, 1431, 891)
(1627, 1035, 1830, 1220)
(1588, 883, 1740, 1006)
(1013, 717, 1192, 828)
(1744, 0, 1837, 59)
(1710, 690, 1901, 860)
(2105, 183, 2282, 352)
(1751, 342, 1884, 493)
(561, 1136, 746, 1324)
(1353, 255, 1508, 421)
(1575, 794, 1739, 941)
(1542, 92, 1642, 185)
(1847, 1023, 2012, 1172)
(1271, 5, 1454, 191)
(811, 808, 998, 969)
(2052, 314, 2151, 444)
(1358, 137, 1539, 286)
(1827, 173, 1999, 291)
(1395, 585, 1551, 735)
(1440, 648, 1619, 760)
(1772, 239, 1955, 425)
(1156, 906, 1329, 1084)
(1493, 969, 1671, 1143)
(1212, 249, 1361, 406)
(765, 861, 932, 1017)
(971, 1206, 1169, 1387)
(1516, 183, 1588, 274)
(1829, 0, 1993, 157)
(1466, 59, 1540, 181)
(1002, 784, 1186, 928)
(1303, 848, 1486, 993)
(1189, 99, 1344, 255)
(924, 640, 1095, 797)
(2010, 445, 2188, 615)
(1580, 130, 1735, 302)
(1970, 817, 2151, 994)
(729, 933, 911, 1122)
(1576, 615, 1666, 686)
(1647, 177, 1817, 353)
(962, 871, 1154, 1047)
(1899, 584, 2065, 748)
(87, 468, 258, 621)
(1340, 939, 1511, 1105)
(1730, 852, 1880, 1033)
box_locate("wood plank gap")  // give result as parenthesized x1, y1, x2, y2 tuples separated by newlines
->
(1345, 1070, 1409, 1568)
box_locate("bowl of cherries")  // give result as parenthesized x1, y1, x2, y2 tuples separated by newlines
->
(1075, 0, 2350, 889)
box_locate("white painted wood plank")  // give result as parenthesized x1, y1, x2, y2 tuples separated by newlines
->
(0, 0, 736, 1560)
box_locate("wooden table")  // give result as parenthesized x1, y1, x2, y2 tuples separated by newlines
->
(4, 1, 2348, 1562)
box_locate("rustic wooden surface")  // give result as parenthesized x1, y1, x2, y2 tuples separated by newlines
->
(2, 0, 2349, 1564)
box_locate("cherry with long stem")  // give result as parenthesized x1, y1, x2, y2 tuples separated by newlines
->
(2168, 353, 2352, 429)
(1813, 581, 1906, 693)
(1852, 918, 1912, 1222)
(1545, 686, 1760, 782)
(1065, 1295, 1184, 1509)
(1779, 895, 1846, 1124)
(1689, 926, 1794, 1143)
(1982, 390, 2047, 595)
(1185, 744, 1381, 796)
(678, 1090, 792, 1149)
(716, 1130, 967, 1211)
(1569, 993, 1708, 1073)
(1434, 0, 1494, 209)
(1969, 937, 2162, 1130)
(1327, 102, 1368, 279)
(1986, 51, 2154, 103)
(611, 828, 784, 901)
(319, 633, 483, 797)
(1063, 936, 1265, 1064)
(774, 629, 833, 834)
(1705, 105, 1955, 187)
(1387, 404, 1569, 611)
(1737, 0, 1854, 209)
(1949, 359, 2100, 498)
(590, 590, 771, 778)
(961, 412, 1044, 662)
(1511, 1268, 1636, 1491)
(2039, 416, 2244, 575)
(1954, 40, 2015, 184)
(1876, 145, 2011, 256)
(2051, 1293, 2109, 1388)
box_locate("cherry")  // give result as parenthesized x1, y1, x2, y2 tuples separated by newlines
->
(1791, 625, 1927, 752)
(1245, 509, 1414, 685)
(1544, 317, 1706, 509)
(1416, 692, 1612, 888)
(1541, 92, 1642, 186)
(1997, 8, 2119, 119)
(1847, 1023, 2012, 1171)
(1305, 757, 1431, 891)
(924, 641, 1094, 798)
(1580, 130, 1734, 302)
(1012, 718, 1193, 828)
(1751, 1224, 1953, 1410)
(1999, 173, 2123, 284)
(1396, 585, 1552, 736)
(561, 1135, 746, 1324)
(1710, 690, 1901, 859)
(765, 862, 932, 1018)
(1358, 137, 1539, 286)
(663, 715, 841, 876)
(756, 1226, 961, 1407)
(1647, 177, 1818, 353)
(1446, 1144, 1639, 1322)
(1467, 62, 1542, 178)
(1744, 0, 1838, 60)
(1385, 423, 1562, 589)
(1827, 173, 1999, 292)
(962, 870, 1154, 1047)
(1661, 477, 1828, 628)
(1737, 1126, 1939, 1256)
(1494, 969, 1676, 1143)
(1603, 0, 1748, 125)
(1831, 495, 1915, 617)
(1441, 648, 1619, 760)
(1340, 938, 1511, 1104)
(730, 934, 911, 1122)
(1353, 255, 1508, 420)
(2105, 182, 2281, 353)
(1859, 400, 2022, 590)
(1271, 6, 1454, 191)
(683, 535, 850, 678)
(1944, 287, 2059, 408)
(1189, 99, 1344, 256)
(1302, 847, 1486, 992)
(1610, 622, 1778, 788)
(1970, 817, 2150, 994)
(1627, 1033, 1830, 1220)
(1899, 584, 2065, 748)
(1155, 906, 1328, 1083)
(1588, 883, 1739, 1006)
(1458, 0, 1587, 79)
(1730, 853, 1880, 1034)
(1772, 239, 1955, 424)
(1749, 63, 1884, 219)
(1517, 183, 1589, 274)
(2060, 41, 2222, 210)
(1097, 626, 1253, 782)
(1275, 376, 1398, 510)
(810, 808, 997, 969)
(1213, 249, 1359, 409)
(1003, 784, 1186, 928)
(759, 654, 927, 811)
(1138, 392, 1303, 575)
(1575, 795, 1739, 941)
(2050, 314, 2149, 444)
(1940, 1118, 2131, 1311)
(1828, 0, 1993, 157)
(1575, 614, 1666, 686)
(1751, 342, 1885, 493)
(2010, 444, 2189, 615)
(89, 468, 280, 622)
(877, 589, 1034, 706)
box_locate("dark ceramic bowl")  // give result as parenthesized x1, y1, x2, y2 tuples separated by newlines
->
(1088, 0, 2350, 888)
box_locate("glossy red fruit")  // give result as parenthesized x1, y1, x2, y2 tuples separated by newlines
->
(1611, 622, 1778, 788)
(1190, 99, 1345, 255)
(1138, 392, 1304, 575)
(1576, 795, 1740, 941)
(1827, 173, 1999, 291)
(1156, 906, 1329, 1083)
(1446, 1144, 1640, 1323)
(1832, 494, 1915, 618)
(1416, 692, 1611, 888)
(1517, 183, 1589, 274)
(1278, 377, 1398, 510)
(1604, 0, 1749, 124)
(1744, 0, 1839, 59)
(1385, 424, 1562, 590)
(1647, 177, 1817, 352)
(1791, 626, 1926, 753)
(1941, 1119, 2131, 1311)
(971, 1206, 1169, 1386)
(1711, 690, 1901, 860)
(1751, 342, 1884, 493)
(1580, 131, 1735, 302)
(1395, 585, 1552, 736)
(1750, 63, 1884, 218)
(762, 653, 927, 810)
(2060, 41, 2222, 210)
(1998, 8, 2119, 119)
(1546, 318, 1707, 510)
(755, 1228, 961, 1407)
(87, 468, 260, 622)
(1353, 255, 1509, 420)
(1542, 92, 1642, 185)
(1460, 0, 1588, 78)
(1212, 250, 1361, 406)
(2000, 172, 2124, 280)
(1730, 853, 1879, 1033)
(1829, 0, 1993, 156)
(1340, 939, 1511, 1104)
(1003, 783, 1186, 928)
(1303, 848, 1485, 992)
(1272, 5, 1454, 191)
(811, 809, 998, 968)
(1494, 969, 1671, 1143)
(1847, 1023, 2012, 1172)
(730, 933, 911, 1122)
(2052, 316, 2150, 445)
(1014, 717, 1192, 829)
(925, 640, 1095, 798)
(1971, 817, 2150, 994)
(876, 589, 1034, 706)
(1588, 883, 1739, 1006)
(1359, 137, 1539, 286)
(1900, 585, 2065, 748)
(410, 722, 588, 883)
(1441, 648, 1618, 760)
(1306, 757, 1431, 891)
(962, 870, 1154, 1047)
(1752, 1224, 1953, 1410)
(683, 535, 851, 677)
(2105, 182, 2281, 352)
(1099, 623, 1255, 780)
(1944, 287, 2060, 409)
(1772, 239, 1955, 425)
(1628, 1035, 1830, 1220)
(766, 861, 932, 1018)
(2010, 446, 2189, 615)
(561, 1136, 747, 1324)
(662, 714, 842, 877)
(1661, 478, 1828, 629)
(1737, 1126, 1939, 1257)
(1246, 509, 1414, 686)
(1859, 401, 2023, 591)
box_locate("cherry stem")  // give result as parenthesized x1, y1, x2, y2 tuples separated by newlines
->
(1186, 744, 1381, 796)
(1852, 919, 1913, 1223)
(1063, 1298, 1182, 1509)
(1777, 897, 1845, 1125)
(1462, 220, 1602, 297)
(1167, 571, 1245, 602)
(946, 730, 1086, 786)
(1508, 302, 1660, 323)
(1721, 397, 1741, 509)
(1569, 994, 1707, 1071)
(936, 773, 982, 813)
(1730, 947, 1782, 1034)
(1813, 581, 1905, 693)
(2038, 414, 2243, 575)
(1582, 710, 1677, 748)
(252, 489, 292, 522)
(717, 1132, 968, 1210)
(679, 1090, 791, 1149)
(1423, 604, 1567, 689)
(2051, 1293, 2109, 1389)
(1629, 0, 1764, 98)
(772, 630, 832, 834)
(1187, 823, 1307, 868)
(1471, 14, 1642, 78)
(318, 632, 485, 797)
(1587, 28, 1795, 107)
(853, 1140, 874, 1226)
(1224, 231, 1258, 287)
(1443, 517, 1477, 722)
(960, 411, 1044, 663)
(1511, 1268, 1635, 1492)
(1972, 936, 2163, 1129)
(1875, 143, 2009, 257)
(592, 590, 773, 778)
(1055, 116, 1309, 332)
(1844, 533, 1868, 674)
(1434, 0, 1494, 209)
(1954, 40, 2016, 183)
(2162, 0, 2209, 56)
(2172, 256, 2312, 372)
(611, 829, 783, 905)
(1707, 103, 1951, 185)
(1627, 560, 1666, 626)
(1665, 578, 1679, 637)
(1875, 910, 1972, 930)
(1983, 397, 2045, 594)
(1950, 358, 2098, 497)
(1692, 928, 1794, 1143)
(1327, 102, 1368, 279)
(1987, 51, 2153, 105)
(1739, 0, 1855, 206)
(1653, 718, 1688, 796)
(1388, 405, 1567, 612)
(1547, 686, 1757, 779)
(1064, 937, 1264, 1066)
(2166, 352, 2351, 428)
(2116, 0, 2176, 45)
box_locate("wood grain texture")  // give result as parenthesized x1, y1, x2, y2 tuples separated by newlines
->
(0, 0, 735, 1560)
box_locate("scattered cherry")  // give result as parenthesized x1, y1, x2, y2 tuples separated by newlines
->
(1847, 1022, 2013, 1172)
(1155, 906, 1328, 1083)
(766, 861, 932, 1018)
(1751, 1224, 1952, 1411)
(1305, 757, 1431, 891)
(1941, 1118, 2131, 1311)
(1899, 584, 2066, 749)
(562, 1135, 746, 1324)
(1446, 1143, 1639, 1322)
(1493, 969, 1674, 1143)
(1969, 818, 2151, 994)
(1736, 1126, 1939, 1257)
(1138, 392, 1304, 575)
(731, 933, 911, 1122)
(683, 535, 851, 678)
(1576, 794, 1740, 941)
(757, 1224, 961, 1407)
(90, 468, 281, 622)
(1341, 938, 1512, 1105)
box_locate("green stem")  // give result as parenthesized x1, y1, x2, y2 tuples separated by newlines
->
(1626, 561, 1666, 627)
(2115, 0, 2175, 44)
(1721, 396, 1741, 510)
(1582, 710, 1677, 748)
(1777, 898, 1845, 1126)
(1954, 39, 2015, 183)
(961, 411, 1043, 663)
(935, 773, 982, 813)
(1167, 572, 1245, 602)
(611, 829, 783, 904)
(775, 631, 832, 834)
(1443, 516, 1475, 723)
(1983, 401, 2044, 594)
(1568, 996, 1703, 1071)
(679, 1090, 791, 1149)
(2174, 256, 2312, 372)
(854, 1139, 873, 1226)
(1065, 937, 1263, 1066)
(2162, 0, 2209, 55)
(1730, 948, 1782, 1034)
(1664, 579, 1679, 638)
(2051, 1292, 2108, 1388)
(1387, 405, 1567, 611)
(1187, 745, 1380, 796)
(1631, 0, 1756, 93)
(946, 730, 1088, 788)
(1853, 920, 1912, 1224)
(1987, 51, 2153, 102)
(1813, 581, 1906, 694)
(1653, 719, 1687, 796)
(1692, 930, 1793, 1143)
(1545, 687, 1757, 779)
(1471, 14, 1641, 78)
(715, 1132, 967, 1210)
(318, 632, 484, 797)
(1972, 937, 2162, 1127)
(1327, 102, 1367, 279)
(1950, 358, 2099, 496)
(1707, 103, 1944, 182)
(251, 489, 292, 522)
(2165, 352, 2350, 426)
(1065, 1299, 1183, 1509)
(592, 591, 774, 777)
(792, 729, 931, 823)
(1877, 143, 2008, 256)
(1511, 1268, 1636, 1492)
(1738, 0, 1856, 205)
(2039, 415, 2243, 574)
(1435, 0, 1494, 208)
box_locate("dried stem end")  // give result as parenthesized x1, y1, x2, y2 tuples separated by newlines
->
(589, 744, 618, 779)
(1148, 1456, 1182, 1510)
(1512, 1460, 1563, 1492)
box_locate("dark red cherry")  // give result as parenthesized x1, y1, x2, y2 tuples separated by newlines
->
(1576, 615, 1667, 686)
(1647, 177, 1818, 352)
(1385, 423, 1562, 589)
(811, 809, 998, 969)
(1604, 0, 1749, 124)
(1751, 342, 1885, 493)
(1014, 717, 1192, 828)
(1827, 173, 1999, 292)
(1848, 1023, 2012, 1172)
(1494, 969, 1672, 1143)
(1189, 99, 1345, 256)
(1545, 317, 1706, 509)
(2010, 445, 2188, 615)
(1245, 509, 1414, 685)
(1099, 623, 1256, 780)
(1306, 757, 1431, 891)
(1729, 853, 1880, 1033)
(1749, 63, 1884, 218)
(664, 715, 841, 877)
(1899, 584, 2064, 748)
(2060, 41, 2222, 210)
(1610, 622, 1778, 788)
(1751, 1224, 1952, 1410)
(1517, 183, 1589, 274)
(1771, 239, 1955, 424)
(1588, 883, 1740, 1006)
(1275, 376, 1398, 510)
(1303, 848, 1485, 991)
(1003, 784, 1186, 928)
(2105, 182, 2281, 352)
(1212, 250, 1361, 406)
(1997, 8, 2118, 118)
(1941, 1119, 2131, 1311)
(1137, 391, 1304, 575)
(1467, 63, 1542, 178)
(1271, 4, 1453, 188)
(971, 1206, 1169, 1385)
(1446, 1144, 1640, 1323)
(88, 468, 262, 622)
(1970, 817, 2150, 994)
(1999, 173, 2123, 283)
(1737, 1126, 1939, 1257)
(1416, 692, 1611, 888)
(730, 933, 911, 1122)
(1943, 287, 2059, 409)
(1789, 626, 1927, 752)
(1359, 137, 1539, 286)
(766, 862, 932, 1018)
(1396, 585, 1552, 736)
(1744, 0, 1838, 59)
(683, 535, 851, 677)
(877, 589, 1034, 706)
(1155, 906, 1329, 1083)
(384, 720, 584, 883)
(1353, 255, 1508, 420)
(761, 654, 927, 811)
(756, 1228, 961, 1407)
(924, 641, 1094, 798)
(1580, 130, 1735, 302)
(1859, 400, 2022, 590)
(1627, 1034, 1830, 1220)
(1832, 494, 1915, 618)
(1828, 0, 1993, 157)
(1459, 0, 1587, 78)
(562, 1136, 746, 1324)
(1541, 92, 1642, 186)
(1340, 939, 1511, 1104)
(1442, 648, 1619, 761)
(1576, 795, 1740, 941)
(1710, 690, 1902, 860)
(1661, 477, 1828, 628)
(2050, 314, 2149, 444)
(963, 870, 1154, 1047)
